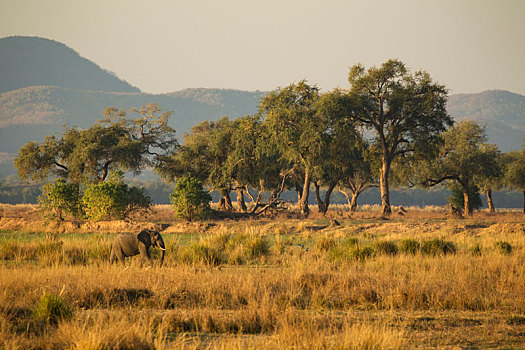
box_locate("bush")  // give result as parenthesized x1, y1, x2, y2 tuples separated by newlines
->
(170, 177, 211, 221)
(328, 244, 374, 262)
(494, 241, 512, 255)
(82, 181, 150, 221)
(33, 292, 73, 325)
(421, 239, 456, 256)
(400, 239, 420, 255)
(373, 241, 398, 256)
(39, 179, 81, 221)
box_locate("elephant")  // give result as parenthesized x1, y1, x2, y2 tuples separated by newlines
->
(110, 229, 166, 267)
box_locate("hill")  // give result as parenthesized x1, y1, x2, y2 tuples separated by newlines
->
(0, 86, 265, 154)
(0, 36, 139, 94)
(447, 90, 525, 152)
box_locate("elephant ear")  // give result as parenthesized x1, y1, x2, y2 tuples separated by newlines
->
(137, 229, 152, 246)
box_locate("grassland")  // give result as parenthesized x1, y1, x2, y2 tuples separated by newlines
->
(1, 204, 524, 349)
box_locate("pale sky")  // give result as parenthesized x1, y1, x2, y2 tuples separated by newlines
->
(1, 0, 524, 95)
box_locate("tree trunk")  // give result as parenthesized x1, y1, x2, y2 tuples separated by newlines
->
(523, 190, 525, 214)
(379, 156, 391, 216)
(486, 189, 495, 213)
(218, 192, 234, 212)
(350, 192, 358, 212)
(462, 184, 472, 216)
(298, 168, 310, 217)
(314, 182, 326, 214)
(295, 182, 303, 203)
(236, 188, 247, 213)
(314, 182, 336, 215)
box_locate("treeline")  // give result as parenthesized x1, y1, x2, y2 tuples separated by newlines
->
(12, 60, 525, 217)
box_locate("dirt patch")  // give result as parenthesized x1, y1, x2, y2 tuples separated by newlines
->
(0, 217, 165, 234)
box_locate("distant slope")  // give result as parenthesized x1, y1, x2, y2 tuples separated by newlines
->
(167, 88, 266, 117)
(447, 90, 525, 152)
(0, 86, 265, 153)
(0, 36, 139, 94)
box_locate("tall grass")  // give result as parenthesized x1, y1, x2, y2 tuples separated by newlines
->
(1, 214, 525, 348)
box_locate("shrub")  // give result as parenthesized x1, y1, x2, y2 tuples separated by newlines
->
(170, 177, 212, 221)
(421, 239, 456, 256)
(328, 244, 374, 262)
(39, 179, 81, 221)
(373, 241, 398, 256)
(82, 181, 150, 221)
(400, 239, 420, 255)
(494, 241, 512, 255)
(33, 292, 73, 325)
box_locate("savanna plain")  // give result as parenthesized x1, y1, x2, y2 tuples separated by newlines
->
(1, 204, 524, 349)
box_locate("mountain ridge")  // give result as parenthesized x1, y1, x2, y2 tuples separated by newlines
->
(0, 36, 140, 94)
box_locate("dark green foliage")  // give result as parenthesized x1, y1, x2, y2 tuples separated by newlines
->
(400, 239, 421, 255)
(82, 180, 151, 221)
(418, 121, 501, 215)
(328, 244, 374, 262)
(38, 179, 81, 221)
(15, 104, 177, 184)
(170, 177, 211, 221)
(32, 292, 73, 325)
(373, 240, 398, 256)
(494, 241, 512, 255)
(421, 239, 456, 256)
(348, 59, 452, 215)
(448, 183, 483, 213)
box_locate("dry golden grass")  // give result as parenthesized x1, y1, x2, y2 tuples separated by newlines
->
(1, 204, 524, 348)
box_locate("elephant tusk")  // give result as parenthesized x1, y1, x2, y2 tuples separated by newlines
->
(159, 247, 166, 251)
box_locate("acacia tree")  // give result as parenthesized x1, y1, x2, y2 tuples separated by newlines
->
(311, 89, 363, 215)
(347, 59, 451, 215)
(15, 103, 177, 184)
(504, 141, 525, 213)
(225, 115, 287, 214)
(259, 81, 321, 217)
(417, 121, 501, 215)
(475, 144, 504, 213)
(158, 117, 236, 211)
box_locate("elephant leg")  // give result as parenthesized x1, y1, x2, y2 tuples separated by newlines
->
(138, 245, 153, 267)
(113, 246, 126, 266)
(110, 249, 117, 264)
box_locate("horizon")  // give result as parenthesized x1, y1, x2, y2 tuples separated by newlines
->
(1, 1, 524, 96)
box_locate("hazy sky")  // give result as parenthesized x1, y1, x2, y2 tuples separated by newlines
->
(1, 0, 524, 95)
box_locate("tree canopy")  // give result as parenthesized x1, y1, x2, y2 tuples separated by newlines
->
(15, 103, 177, 184)
(347, 59, 452, 215)
(416, 121, 501, 215)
